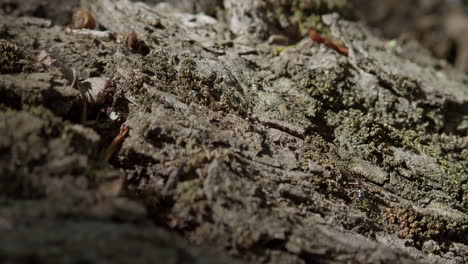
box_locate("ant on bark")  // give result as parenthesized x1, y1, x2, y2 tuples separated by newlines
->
(341, 170, 367, 200)
(345, 180, 365, 200)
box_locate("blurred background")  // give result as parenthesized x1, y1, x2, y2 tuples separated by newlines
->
(349, 0, 468, 73)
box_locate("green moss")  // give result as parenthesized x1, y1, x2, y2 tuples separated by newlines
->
(140, 49, 177, 83)
(293, 65, 359, 118)
(324, 104, 466, 209)
(333, 110, 399, 167)
(291, 0, 354, 35)
(297, 134, 356, 201)
(0, 40, 30, 74)
(391, 128, 467, 209)
(136, 51, 232, 113)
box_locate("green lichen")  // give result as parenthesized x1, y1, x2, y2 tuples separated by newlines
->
(291, 0, 354, 35)
(140, 49, 177, 83)
(379, 73, 425, 100)
(297, 134, 355, 201)
(333, 110, 401, 168)
(137, 52, 226, 112)
(292, 64, 359, 120)
(0, 40, 26, 74)
(333, 111, 466, 209)
(0, 40, 36, 74)
(393, 129, 468, 209)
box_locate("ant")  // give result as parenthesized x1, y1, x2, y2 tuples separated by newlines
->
(345, 180, 365, 200)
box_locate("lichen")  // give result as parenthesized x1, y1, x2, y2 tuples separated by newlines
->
(0, 40, 29, 74)
(386, 206, 468, 247)
(392, 129, 468, 209)
(291, 0, 354, 35)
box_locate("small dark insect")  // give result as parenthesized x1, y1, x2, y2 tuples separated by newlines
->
(345, 180, 365, 200)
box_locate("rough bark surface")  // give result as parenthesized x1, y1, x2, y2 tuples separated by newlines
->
(0, 1, 467, 264)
